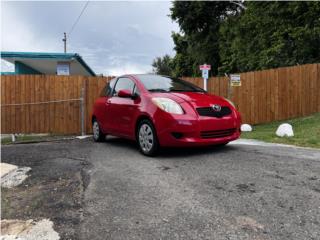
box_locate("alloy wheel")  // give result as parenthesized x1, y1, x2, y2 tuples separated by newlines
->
(138, 123, 154, 153)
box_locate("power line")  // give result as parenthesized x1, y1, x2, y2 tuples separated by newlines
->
(68, 1, 90, 37)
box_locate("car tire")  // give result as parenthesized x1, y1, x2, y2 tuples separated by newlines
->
(137, 119, 159, 156)
(92, 118, 106, 142)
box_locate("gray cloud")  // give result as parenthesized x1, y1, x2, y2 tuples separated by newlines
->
(1, 1, 178, 75)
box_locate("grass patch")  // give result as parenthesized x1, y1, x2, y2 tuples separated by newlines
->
(1, 134, 74, 145)
(241, 112, 320, 148)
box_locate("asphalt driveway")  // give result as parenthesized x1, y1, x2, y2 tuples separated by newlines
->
(2, 138, 320, 240)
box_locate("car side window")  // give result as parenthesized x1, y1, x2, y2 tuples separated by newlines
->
(100, 78, 116, 97)
(113, 78, 135, 96)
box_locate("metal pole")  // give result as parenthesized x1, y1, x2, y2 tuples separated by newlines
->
(80, 87, 85, 136)
(204, 77, 207, 91)
(63, 32, 67, 53)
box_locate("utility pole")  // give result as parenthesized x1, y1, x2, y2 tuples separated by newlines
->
(62, 32, 67, 53)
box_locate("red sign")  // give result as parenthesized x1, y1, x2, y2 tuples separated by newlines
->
(199, 64, 211, 70)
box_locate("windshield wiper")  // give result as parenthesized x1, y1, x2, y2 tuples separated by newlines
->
(148, 88, 169, 93)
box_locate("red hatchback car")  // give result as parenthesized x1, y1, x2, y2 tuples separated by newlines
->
(92, 74, 241, 156)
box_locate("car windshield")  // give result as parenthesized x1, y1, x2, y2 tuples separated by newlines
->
(138, 75, 205, 93)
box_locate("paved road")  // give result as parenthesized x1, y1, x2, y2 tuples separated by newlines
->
(79, 138, 320, 240)
(2, 138, 320, 240)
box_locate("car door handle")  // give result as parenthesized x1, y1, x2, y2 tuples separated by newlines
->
(106, 99, 111, 105)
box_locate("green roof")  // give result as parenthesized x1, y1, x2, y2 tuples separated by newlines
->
(1, 51, 96, 76)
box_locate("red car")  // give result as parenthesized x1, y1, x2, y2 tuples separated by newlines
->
(92, 74, 241, 156)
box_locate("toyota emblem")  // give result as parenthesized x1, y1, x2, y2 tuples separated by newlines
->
(212, 104, 221, 112)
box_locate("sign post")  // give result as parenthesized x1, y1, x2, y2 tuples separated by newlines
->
(199, 64, 211, 91)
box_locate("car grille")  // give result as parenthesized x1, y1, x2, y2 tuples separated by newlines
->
(196, 106, 232, 118)
(200, 128, 236, 139)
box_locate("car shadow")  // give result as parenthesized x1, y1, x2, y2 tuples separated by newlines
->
(99, 136, 238, 158)
(158, 144, 237, 158)
(102, 136, 138, 150)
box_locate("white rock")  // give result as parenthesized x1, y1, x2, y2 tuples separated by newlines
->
(1, 219, 60, 240)
(1, 166, 31, 188)
(241, 124, 253, 132)
(276, 123, 294, 137)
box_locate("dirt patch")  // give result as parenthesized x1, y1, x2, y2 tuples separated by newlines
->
(1, 140, 92, 240)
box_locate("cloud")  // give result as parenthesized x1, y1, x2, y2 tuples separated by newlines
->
(1, 1, 178, 76)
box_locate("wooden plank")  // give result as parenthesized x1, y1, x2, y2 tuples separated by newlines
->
(261, 70, 266, 123)
(69, 76, 76, 134)
(20, 75, 26, 133)
(64, 76, 70, 134)
(35, 75, 41, 133)
(309, 64, 317, 114)
(15, 76, 22, 133)
(24, 75, 30, 133)
(242, 73, 250, 123)
(254, 71, 260, 123)
(10, 75, 16, 133)
(249, 71, 255, 124)
(273, 69, 278, 121)
(61, 76, 67, 134)
(78, 76, 83, 134)
(266, 69, 271, 123)
(278, 67, 285, 120)
(39, 75, 46, 132)
(1, 76, 8, 133)
(299, 65, 305, 117)
(43, 76, 50, 133)
(53, 76, 60, 133)
(48, 75, 55, 133)
(274, 69, 279, 121)
(255, 71, 262, 123)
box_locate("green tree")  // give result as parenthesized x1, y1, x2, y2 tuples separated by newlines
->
(152, 55, 173, 76)
(219, 1, 320, 74)
(170, 1, 240, 76)
(168, 1, 320, 76)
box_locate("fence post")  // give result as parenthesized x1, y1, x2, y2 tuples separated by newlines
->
(80, 87, 85, 136)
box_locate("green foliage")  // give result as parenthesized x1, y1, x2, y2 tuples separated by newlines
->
(151, 54, 173, 76)
(169, 1, 239, 76)
(158, 1, 320, 77)
(219, 1, 320, 74)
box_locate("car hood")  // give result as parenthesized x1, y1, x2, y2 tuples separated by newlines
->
(150, 92, 229, 108)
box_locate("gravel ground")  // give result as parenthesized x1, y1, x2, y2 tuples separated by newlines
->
(1, 138, 320, 240)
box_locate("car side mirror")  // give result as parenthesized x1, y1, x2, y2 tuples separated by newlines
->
(118, 89, 133, 98)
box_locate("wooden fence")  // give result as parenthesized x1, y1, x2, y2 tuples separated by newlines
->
(0, 75, 113, 134)
(184, 63, 320, 125)
(1, 63, 319, 134)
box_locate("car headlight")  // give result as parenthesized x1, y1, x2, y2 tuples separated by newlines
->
(224, 98, 235, 108)
(152, 97, 184, 114)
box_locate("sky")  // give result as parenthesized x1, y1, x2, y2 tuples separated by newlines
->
(1, 1, 179, 76)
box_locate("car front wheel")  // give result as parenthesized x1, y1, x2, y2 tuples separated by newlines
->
(92, 119, 105, 142)
(137, 119, 159, 156)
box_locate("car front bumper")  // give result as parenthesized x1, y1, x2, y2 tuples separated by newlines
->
(153, 109, 241, 147)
